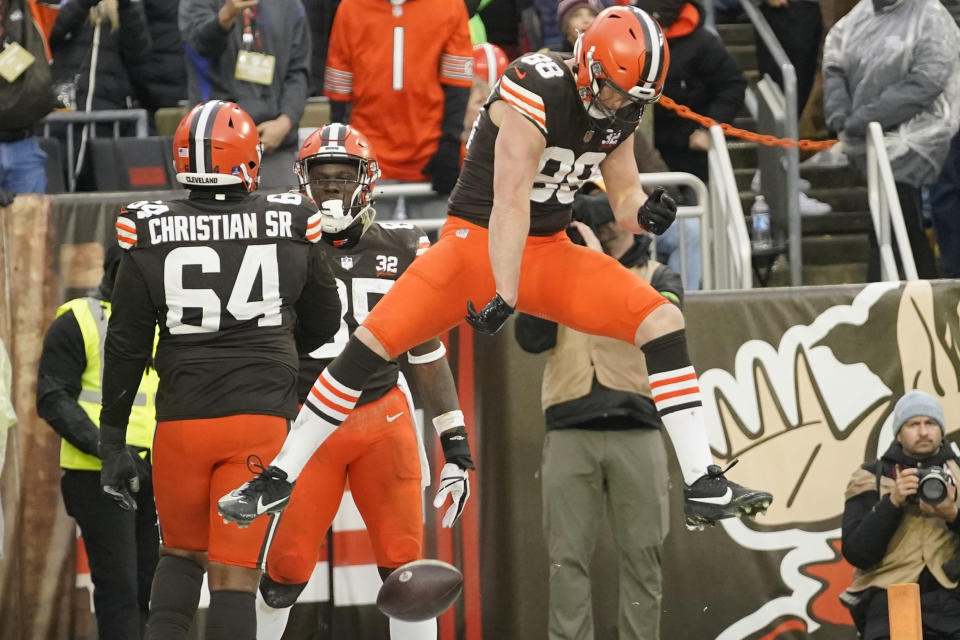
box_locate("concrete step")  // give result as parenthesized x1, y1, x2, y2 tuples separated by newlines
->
(803, 210, 873, 235)
(738, 186, 867, 214)
(801, 233, 869, 265)
(716, 22, 755, 46)
(733, 166, 864, 191)
(727, 141, 758, 168)
(762, 259, 868, 286)
(726, 45, 758, 74)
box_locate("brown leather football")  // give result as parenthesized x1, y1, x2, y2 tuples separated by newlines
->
(376, 559, 464, 622)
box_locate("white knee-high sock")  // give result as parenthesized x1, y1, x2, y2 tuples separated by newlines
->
(642, 330, 714, 485)
(255, 591, 292, 640)
(272, 338, 387, 480)
(271, 369, 359, 480)
(389, 617, 438, 640)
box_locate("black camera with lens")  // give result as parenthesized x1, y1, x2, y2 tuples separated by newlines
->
(913, 465, 952, 505)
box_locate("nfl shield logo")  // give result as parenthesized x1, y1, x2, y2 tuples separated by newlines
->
(583, 130, 594, 143)
(340, 256, 355, 270)
(456, 228, 469, 239)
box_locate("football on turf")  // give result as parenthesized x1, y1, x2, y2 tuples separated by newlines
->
(376, 559, 464, 621)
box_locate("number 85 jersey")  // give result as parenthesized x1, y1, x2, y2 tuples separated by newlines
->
(100, 191, 341, 427)
(449, 51, 638, 236)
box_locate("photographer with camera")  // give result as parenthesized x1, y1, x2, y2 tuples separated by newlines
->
(514, 183, 682, 639)
(841, 390, 960, 640)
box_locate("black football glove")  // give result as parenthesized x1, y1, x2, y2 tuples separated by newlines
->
(0, 188, 14, 208)
(98, 426, 139, 511)
(637, 187, 677, 235)
(422, 138, 461, 195)
(466, 293, 514, 335)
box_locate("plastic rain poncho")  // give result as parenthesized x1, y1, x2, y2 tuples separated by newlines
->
(822, 0, 960, 186)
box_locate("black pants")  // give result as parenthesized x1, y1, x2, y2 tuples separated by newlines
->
(862, 587, 960, 640)
(867, 182, 939, 281)
(61, 469, 159, 640)
(754, 1, 822, 114)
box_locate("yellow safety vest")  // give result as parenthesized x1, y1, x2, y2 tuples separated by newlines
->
(56, 297, 159, 471)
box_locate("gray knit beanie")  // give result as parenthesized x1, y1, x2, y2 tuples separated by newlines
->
(892, 390, 946, 437)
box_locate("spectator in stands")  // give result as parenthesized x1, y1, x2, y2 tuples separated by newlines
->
(36, 244, 159, 640)
(840, 390, 960, 640)
(49, 0, 152, 119)
(49, 0, 152, 188)
(930, 6, 960, 278)
(515, 199, 679, 640)
(179, 0, 311, 190)
(132, 0, 187, 131)
(823, 0, 960, 281)
(302, 0, 341, 95)
(753, 0, 821, 118)
(555, 0, 601, 51)
(0, 0, 58, 198)
(477, 0, 528, 59)
(324, 0, 472, 218)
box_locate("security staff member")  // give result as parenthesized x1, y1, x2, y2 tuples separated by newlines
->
(37, 244, 159, 640)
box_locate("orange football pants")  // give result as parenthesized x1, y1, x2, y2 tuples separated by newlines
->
(151, 414, 288, 569)
(364, 216, 669, 358)
(266, 386, 423, 584)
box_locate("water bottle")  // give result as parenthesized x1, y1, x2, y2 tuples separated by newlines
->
(751, 195, 772, 250)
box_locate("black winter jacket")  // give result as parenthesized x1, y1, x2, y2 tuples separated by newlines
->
(648, 2, 746, 181)
(132, 0, 187, 111)
(49, 0, 152, 112)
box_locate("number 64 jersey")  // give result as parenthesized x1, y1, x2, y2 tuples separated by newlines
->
(100, 191, 342, 428)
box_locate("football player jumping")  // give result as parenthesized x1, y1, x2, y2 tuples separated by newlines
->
(255, 124, 473, 640)
(220, 6, 772, 532)
(97, 101, 341, 640)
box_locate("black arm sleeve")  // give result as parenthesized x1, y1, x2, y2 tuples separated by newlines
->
(514, 312, 558, 353)
(841, 491, 905, 569)
(649, 264, 684, 308)
(100, 256, 158, 435)
(35, 311, 101, 457)
(295, 243, 342, 353)
(439, 84, 469, 143)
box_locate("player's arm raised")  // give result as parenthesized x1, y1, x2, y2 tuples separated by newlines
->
(403, 338, 475, 528)
(600, 133, 677, 236)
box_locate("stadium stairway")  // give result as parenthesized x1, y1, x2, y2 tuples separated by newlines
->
(716, 20, 871, 285)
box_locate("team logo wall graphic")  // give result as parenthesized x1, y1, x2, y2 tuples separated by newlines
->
(687, 281, 960, 639)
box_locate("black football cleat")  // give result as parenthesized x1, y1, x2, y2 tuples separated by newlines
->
(218, 457, 295, 527)
(684, 460, 772, 530)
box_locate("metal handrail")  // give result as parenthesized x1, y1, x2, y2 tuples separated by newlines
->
(639, 171, 710, 291)
(865, 122, 918, 281)
(738, 0, 801, 286)
(708, 126, 753, 289)
(40, 109, 150, 192)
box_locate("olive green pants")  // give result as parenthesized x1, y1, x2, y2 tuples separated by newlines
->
(542, 428, 669, 640)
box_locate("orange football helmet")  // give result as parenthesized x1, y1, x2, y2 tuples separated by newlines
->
(573, 6, 669, 122)
(295, 123, 381, 235)
(472, 43, 510, 86)
(173, 100, 262, 191)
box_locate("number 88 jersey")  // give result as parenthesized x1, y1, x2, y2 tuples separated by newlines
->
(449, 51, 637, 236)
